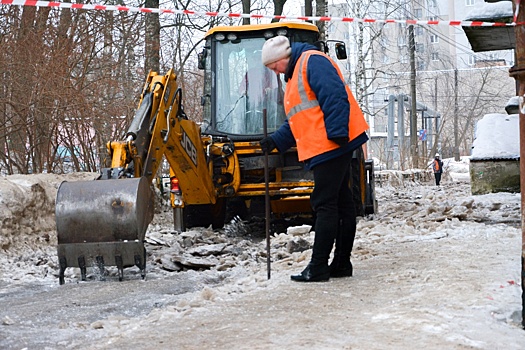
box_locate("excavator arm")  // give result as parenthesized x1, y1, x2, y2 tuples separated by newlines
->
(55, 69, 215, 284)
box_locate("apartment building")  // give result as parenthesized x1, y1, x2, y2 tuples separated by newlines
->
(324, 0, 515, 166)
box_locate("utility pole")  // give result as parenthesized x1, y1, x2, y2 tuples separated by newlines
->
(409, 24, 418, 167)
(508, 0, 525, 330)
(422, 110, 427, 159)
(454, 69, 460, 161)
(434, 76, 439, 153)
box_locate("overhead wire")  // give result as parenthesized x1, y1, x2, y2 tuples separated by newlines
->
(410, 0, 512, 61)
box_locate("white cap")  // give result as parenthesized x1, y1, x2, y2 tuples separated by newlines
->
(261, 36, 291, 66)
(435, 153, 440, 157)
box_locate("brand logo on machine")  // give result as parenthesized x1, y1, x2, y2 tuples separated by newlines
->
(181, 128, 197, 166)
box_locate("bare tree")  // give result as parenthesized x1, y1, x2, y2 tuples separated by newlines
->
(340, 1, 404, 112)
(0, 3, 145, 175)
(428, 67, 513, 159)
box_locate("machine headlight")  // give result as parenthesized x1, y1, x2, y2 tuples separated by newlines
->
(276, 29, 288, 36)
(214, 33, 225, 41)
(263, 30, 274, 39)
(227, 33, 238, 41)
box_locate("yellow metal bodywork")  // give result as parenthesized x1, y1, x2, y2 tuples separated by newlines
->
(164, 119, 217, 205)
(209, 141, 314, 196)
(204, 22, 319, 38)
(141, 71, 216, 205)
(107, 140, 132, 169)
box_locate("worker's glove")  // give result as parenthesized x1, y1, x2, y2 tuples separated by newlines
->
(330, 136, 349, 146)
(260, 136, 277, 153)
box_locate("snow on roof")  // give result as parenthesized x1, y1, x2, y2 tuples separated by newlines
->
(464, 1, 512, 21)
(505, 96, 519, 115)
(506, 96, 519, 108)
(471, 113, 519, 160)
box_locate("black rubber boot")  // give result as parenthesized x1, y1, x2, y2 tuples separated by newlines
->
(291, 263, 330, 282)
(329, 253, 353, 278)
(291, 230, 333, 282)
(329, 217, 356, 278)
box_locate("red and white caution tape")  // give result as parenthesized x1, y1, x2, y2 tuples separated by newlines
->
(0, 0, 517, 27)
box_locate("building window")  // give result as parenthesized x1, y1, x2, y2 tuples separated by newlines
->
(468, 55, 476, 66)
(416, 43, 425, 53)
(414, 8, 423, 19)
(466, 0, 474, 6)
(431, 52, 439, 61)
(415, 26, 423, 36)
(430, 34, 439, 43)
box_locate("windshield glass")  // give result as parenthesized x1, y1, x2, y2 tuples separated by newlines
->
(214, 37, 286, 136)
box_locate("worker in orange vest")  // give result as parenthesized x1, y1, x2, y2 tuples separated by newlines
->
(432, 153, 444, 186)
(259, 35, 369, 282)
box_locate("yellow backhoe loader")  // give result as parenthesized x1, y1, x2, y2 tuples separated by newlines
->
(55, 22, 376, 284)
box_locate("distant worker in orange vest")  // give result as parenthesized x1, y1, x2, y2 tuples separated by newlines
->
(259, 35, 369, 282)
(432, 153, 444, 186)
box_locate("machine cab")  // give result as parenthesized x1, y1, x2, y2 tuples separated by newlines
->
(199, 23, 320, 140)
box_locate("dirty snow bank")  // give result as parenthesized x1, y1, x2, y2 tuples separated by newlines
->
(1, 171, 524, 349)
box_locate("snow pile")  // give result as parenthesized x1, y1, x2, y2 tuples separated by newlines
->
(442, 156, 470, 182)
(464, 1, 512, 21)
(471, 113, 519, 160)
(376, 156, 471, 188)
(0, 173, 98, 254)
(1, 173, 524, 349)
(0, 173, 99, 283)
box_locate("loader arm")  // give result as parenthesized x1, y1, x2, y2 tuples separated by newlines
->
(105, 69, 216, 204)
(140, 70, 216, 205)
(55, 69, 215, 284)
(102, 70, 179, 180)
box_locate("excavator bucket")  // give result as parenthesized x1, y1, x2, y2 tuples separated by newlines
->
(55, 177, 154, 284)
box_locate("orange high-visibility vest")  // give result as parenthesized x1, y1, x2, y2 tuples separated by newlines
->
(284, 50, 369, 161)
(433, 159, 440, 172)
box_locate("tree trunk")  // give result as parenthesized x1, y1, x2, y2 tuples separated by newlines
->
(144, 0, 160, 73)
(315, 0, 327, 39)
(272, 0, 287, 23)
(242, 0, 250, 25)
(305, 0, 312, 20)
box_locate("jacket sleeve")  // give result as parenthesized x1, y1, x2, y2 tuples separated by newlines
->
(271, 119, 296, 152)
(307, 55, 350, 140)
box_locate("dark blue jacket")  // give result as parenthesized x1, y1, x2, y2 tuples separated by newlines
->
(271, 43, 368, 170)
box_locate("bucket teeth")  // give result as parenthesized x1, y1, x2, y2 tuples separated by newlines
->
(96, 256, 106, 281)
(115, 256, 124, 282)
(135, 251, 146, 280)
(78, 256, 87, 281)
(59, 257, 67, 285)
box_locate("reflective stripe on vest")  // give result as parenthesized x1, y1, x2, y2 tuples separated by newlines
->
(286, 53, 319, 119)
